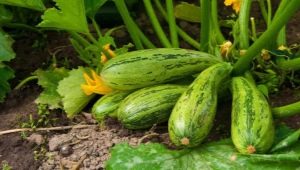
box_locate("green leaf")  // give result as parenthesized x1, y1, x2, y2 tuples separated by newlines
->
(0, 0, 45, 11)
(174, 2, 201, 23)
(0, 29, 15, 62)
(106, 139, 300, 170)
(35, 68, 69, 109)
(0, 5, 13, 24)
(0, 63, 14, 102)
(38, 0, 89, 33)
(271, 128, 300, 152)
(57, 67, 95, 117)
(85, 0, 108, 18)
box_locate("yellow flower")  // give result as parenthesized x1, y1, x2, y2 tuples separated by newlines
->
(81, 70, 112, 95)
(101, 44, 116, 64)
(224, 0, 242, 13)
(220, 41, 232, 58)
(261, 49, 270, 61)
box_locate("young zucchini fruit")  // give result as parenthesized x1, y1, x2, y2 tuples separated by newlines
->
(117, 84, 187, 129)
(231, 77, 275, 154)
(92, 91, 132, 123)
(168, 62, 232, 147)
(101, 48, 221, 90)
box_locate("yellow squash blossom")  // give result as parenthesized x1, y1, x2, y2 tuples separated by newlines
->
(81, 70, 112, 95)
(220, 41, 232, 58)
(101, 44, 116, 64)
(224, 0, 242, 13)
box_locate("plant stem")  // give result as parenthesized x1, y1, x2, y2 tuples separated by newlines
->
(200, 0, 210, 52)
(211, 0, 225, 44)
(277, 26, 286, 46)
(137, 28, 156, 48)
(92, 18, 102, 38)
(143, 0, 171, 48)
(153, 0, 200, 49)
(278, 57, 300, 71)
(113, 0, 144, 49)
(14, 76, 38, 90)
(273, 0, 289, 46)
(239, 0, 252, 49)
(258, 0, 268, 25)
(232, 0, 300, 76)
(266, 0, 272, 26)
(272, 100, 300, 118)
(4, 23, 42, 33)
(166, 0, 179, 47)
(69, 31, 91, 47)
(250, 17, 257, 41)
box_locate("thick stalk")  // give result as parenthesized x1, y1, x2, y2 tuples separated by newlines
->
(239, 0, 252, 49)
(270, 129, 300, 152)
(273, 0, 289, 46)
(143, 0, 171, 48)
(272, 100, 300, 118)
(211, 0, 225, 44)
(200, 0, 210, 52)
(277, 56, 300, 71)
(113, 0, 143, 49)
(153, 0, 200, 49)
(232, 0, 300, 76)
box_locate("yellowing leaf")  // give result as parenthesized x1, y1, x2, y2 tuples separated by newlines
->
(38, 0, 89, 33)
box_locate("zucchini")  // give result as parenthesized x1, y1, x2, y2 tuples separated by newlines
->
(231, 77, 275, 154)
(117, 84, 187, 129)
(92, 91, 132, 123)
(101, 48, 221, 90)
(168, 62, 232, 147)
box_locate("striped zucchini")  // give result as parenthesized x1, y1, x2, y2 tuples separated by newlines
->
(101, 48, 221, 90)
(168, 62, 232, 147)
(92, 91, 132, 123)
(231, 77, 274, 154)
(117, 84, 187, 129)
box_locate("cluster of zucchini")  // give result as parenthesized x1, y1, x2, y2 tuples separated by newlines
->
(92, 48, 275, 154)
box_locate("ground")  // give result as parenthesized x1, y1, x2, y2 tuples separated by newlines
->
(0, 4, 300, 170)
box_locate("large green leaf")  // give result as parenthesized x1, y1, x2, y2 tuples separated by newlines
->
(0, 29, 15, 62)
(84, 0, 108, 18)
(57, 67, 95, 117)
(0, 63, 14, 102)
(35, 68, 69, 109)
(38, 0, 89, 33)
(0, 0, 45, 11)
(106, 139, 300, 170)
(0, 5, 13, 24)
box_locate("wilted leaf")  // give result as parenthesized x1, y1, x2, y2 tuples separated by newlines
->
(57, 67, 95, 117)
(38, 0, 89, 33)
(0, 0, 45, 11)
(35, 68, 69, 109)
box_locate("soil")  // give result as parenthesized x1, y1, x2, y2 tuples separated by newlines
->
(0, 3, 300, 170)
